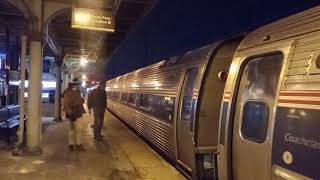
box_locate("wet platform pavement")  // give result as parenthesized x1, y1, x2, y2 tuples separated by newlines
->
(0, 111, 186, 180)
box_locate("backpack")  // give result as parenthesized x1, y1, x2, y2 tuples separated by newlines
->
(63, 88, 84, 119)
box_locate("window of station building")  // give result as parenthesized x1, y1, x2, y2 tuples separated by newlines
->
(0, 81, 4, 96)
(241, 101, 269, 143)
(151, 96, 175, 122)
(43, 60, 50, 73)
(140, 94, 153, 110)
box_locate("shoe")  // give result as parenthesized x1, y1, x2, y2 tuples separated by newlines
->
(76, 144, 86, 151)
(68, 145, 74, 151)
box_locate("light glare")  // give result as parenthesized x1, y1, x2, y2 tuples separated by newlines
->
(80, 57, 88, 66)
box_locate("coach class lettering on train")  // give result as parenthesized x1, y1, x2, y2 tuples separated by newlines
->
(284, 133, 320, 150)
(272, 106, 320, 180)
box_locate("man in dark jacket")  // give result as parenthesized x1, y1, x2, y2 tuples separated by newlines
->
(63, 78, 85, 151)
(87, 81, 107, 140)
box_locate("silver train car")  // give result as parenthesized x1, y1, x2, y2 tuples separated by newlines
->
(218, 5, 320, 180)
(106, 5, 320, 180)
(106, 37, 242, 179)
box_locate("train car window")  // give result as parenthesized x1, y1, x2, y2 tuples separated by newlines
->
(134, 93, 139, 104)
(241, 101, 269, 142)
(121, 93, 125, 102)
(182, 96, 193, 120)
(129, 93, 134, 104)
(129, 93, 138, 105)
(181, 68, 199, 122)
(237, 53, 283, 143)
(316, 55, 320, 69)
(140, 94, 153, 110)
(151, 96, 175, 122)
(122, 93, 130, 102)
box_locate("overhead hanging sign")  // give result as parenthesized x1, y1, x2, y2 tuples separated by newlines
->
(72, 8, 115, 32)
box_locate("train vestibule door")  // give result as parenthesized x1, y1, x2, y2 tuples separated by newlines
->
(177, 68, 199, 173)
(232, 53, 283, 180)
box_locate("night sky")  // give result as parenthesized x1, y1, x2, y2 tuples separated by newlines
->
(105, 0, 320, 79)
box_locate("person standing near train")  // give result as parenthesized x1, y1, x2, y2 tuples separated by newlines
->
(87, 81, 107, 140)
(63, 78, 86, 151)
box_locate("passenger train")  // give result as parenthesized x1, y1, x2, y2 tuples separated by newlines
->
(106, 6, 320, 180)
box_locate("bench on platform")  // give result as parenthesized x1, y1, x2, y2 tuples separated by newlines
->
(0, 105, 26, 144)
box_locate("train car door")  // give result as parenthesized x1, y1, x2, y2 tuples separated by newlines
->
(232, 53, 283, 180)
(177, 67, 199, 173)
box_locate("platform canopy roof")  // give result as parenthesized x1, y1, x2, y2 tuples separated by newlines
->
(0, 0, 156, 75)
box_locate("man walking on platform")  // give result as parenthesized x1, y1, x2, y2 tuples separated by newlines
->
(87, 81, 107, 140)
(63, 78, 85, 151)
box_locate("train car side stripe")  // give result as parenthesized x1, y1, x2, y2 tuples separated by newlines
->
(279, 99, 320, 105)
(278, 90, 320, 109)
(280, 92, 320, 96)
(223, 91, 231, 101)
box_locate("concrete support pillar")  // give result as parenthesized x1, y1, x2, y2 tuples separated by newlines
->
(18, 35, 27, 145)
(54, 61, 62, 122)
(26, 40, 42, 154)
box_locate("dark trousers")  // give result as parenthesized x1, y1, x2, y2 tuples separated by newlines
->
(93, 109, 105, 137)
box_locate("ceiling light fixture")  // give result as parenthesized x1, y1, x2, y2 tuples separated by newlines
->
(80, 57, 88, 66)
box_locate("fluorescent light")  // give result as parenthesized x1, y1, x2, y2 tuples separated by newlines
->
(9, 81, 20, 86)
(42, 81, 56, 88)
(42, 93, 49, 98)
(9, 81, 56, 88)
(25, 92, 49, 98)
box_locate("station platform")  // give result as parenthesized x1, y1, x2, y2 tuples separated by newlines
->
(0, 111, 186, 180)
